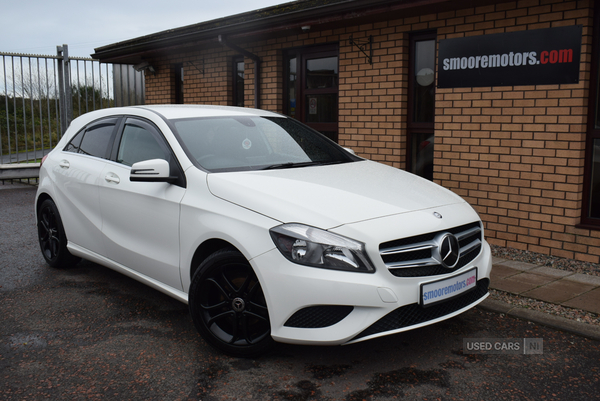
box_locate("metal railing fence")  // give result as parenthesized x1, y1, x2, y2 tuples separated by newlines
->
(1, 45, 144, 164)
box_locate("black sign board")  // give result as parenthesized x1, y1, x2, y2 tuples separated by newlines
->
(438, 25, 582, 88)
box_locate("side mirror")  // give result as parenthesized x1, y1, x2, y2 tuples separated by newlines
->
(130, 159, 177, 183)
(343, 147, 356, 155)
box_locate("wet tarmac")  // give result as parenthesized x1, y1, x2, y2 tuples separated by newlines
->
(1, 185, 599, 400)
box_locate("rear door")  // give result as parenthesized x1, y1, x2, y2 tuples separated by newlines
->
(98, 117, 185, 290)
(52, 117, 119, 256)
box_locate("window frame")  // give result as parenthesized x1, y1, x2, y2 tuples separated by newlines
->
(283, 44, 339, 142)
(232, 56, 245, 107)
(63, 117, 120, 159)
(406, 30, 437, 181)
(174, 63, 184, 104)
(109, 116, 187, 188)
(581, 6, 600, 229)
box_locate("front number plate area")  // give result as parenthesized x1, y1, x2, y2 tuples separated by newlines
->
(420, 268, 477, 307)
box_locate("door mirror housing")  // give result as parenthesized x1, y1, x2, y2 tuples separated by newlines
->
(130, 159, 178, 183)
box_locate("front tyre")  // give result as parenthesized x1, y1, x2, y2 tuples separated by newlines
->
(37, 199, 80, 268)
(189, 249, 273, 357)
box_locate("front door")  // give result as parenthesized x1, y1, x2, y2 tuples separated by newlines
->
(99, 117, 185, 290)
(285, 46, 339, 142)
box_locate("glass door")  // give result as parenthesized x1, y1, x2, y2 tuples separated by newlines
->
(285, 46, 339, 142)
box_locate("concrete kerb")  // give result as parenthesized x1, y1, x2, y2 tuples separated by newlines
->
(478, 298, 600, 342)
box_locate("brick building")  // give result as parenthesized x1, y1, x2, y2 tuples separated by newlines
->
(93, 0, 600, 263)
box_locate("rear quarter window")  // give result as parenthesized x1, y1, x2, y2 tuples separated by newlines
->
(64, 119, 117, 159)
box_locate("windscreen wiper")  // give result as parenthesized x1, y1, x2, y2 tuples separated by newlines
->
(262, 161, 322, 170)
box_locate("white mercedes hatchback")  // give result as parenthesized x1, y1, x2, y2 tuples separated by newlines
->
(36, 105, 492, 357)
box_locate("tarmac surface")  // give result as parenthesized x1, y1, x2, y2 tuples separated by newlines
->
(1, 182, 599, 400)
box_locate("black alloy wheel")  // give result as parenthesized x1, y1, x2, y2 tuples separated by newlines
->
(189, 248, 272, 357)
(37, 199, 79, 268)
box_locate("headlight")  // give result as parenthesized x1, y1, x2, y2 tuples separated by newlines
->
(269, 223, 375, 273)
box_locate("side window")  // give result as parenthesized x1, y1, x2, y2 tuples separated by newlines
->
(64, 131, 83, 153)
(233, 56, 244, 107)
(117, 120, 170, 167)
(407, 32, 436, 181)
(64, 120, 116, 159)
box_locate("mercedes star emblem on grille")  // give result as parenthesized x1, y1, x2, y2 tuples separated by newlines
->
(439, 233, 460, 268)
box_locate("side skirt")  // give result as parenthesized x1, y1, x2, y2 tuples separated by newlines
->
(67, 242, 189, 304)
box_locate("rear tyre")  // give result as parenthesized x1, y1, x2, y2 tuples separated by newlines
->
(189, 248, 273, 357)
(37, 199, 80, 268)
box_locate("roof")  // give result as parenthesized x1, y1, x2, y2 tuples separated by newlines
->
(91, 0, 462, 63)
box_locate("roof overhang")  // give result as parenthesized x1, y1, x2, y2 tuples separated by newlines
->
(92, 0, 469, 64)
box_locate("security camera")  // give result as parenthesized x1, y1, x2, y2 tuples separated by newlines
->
(301, 25, 311, 33)
(133, 61, 156, 75)
(133, 61, 150, 72)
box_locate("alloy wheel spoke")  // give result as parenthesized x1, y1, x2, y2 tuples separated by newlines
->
(240, 313, 253, 344)
(49, 236, 59, 258)
(206, 310, 234, 327)
(243, 310, 269, 324)
(247, 280, 263, 299)
(237, 270, 253, 295)
(228, 313, 242, 344)
(247, 302, 269, 320)
(200, 300, 228, 312)
(219, 270, 237, 295)
(39, 219, 50, 240)
(205, 277, 231, 301)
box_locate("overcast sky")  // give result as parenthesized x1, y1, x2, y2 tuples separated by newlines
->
(1, 0, 286, 58)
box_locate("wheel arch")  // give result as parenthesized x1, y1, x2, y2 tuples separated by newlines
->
(35, 192, 53, 218)
(189, 238, 243, 281)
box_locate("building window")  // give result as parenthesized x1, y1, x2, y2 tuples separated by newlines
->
(407, 32, 436, 181)
(583, 10, 600, 227)
(233, 57, 245, 107)
(174, 63, 184, 104)
(284, 45, 339, 142)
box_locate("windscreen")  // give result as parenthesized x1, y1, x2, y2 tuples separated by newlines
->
(172, 116, 357, 172)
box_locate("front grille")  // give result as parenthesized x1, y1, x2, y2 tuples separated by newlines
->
(380, 221, 482, 278)
(284, 305, 354, 328)
(351, 278, 489, 341)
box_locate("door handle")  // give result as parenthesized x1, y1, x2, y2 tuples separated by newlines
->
(105, 172, 120, 184)
(59, 160, 70, 169)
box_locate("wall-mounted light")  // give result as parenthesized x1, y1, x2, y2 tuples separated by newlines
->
(133, 61, 156, 75)
(301, 25, 311, 33)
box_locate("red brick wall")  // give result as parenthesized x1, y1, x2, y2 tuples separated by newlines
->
(434, 0, 597, 262)
(141, 0, 599, 263)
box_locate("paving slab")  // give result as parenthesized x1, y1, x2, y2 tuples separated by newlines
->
(562, 287, 600, 314)
(493, 259, 539, 271)
(490, 271, 558, 294)
(528, 266, 574, 278)
(522, 279, 596, 304)
(564, 273, 600, 286)
(490, 264, 521, 280)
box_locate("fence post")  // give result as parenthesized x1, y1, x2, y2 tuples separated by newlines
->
(57, 44, 72, 136)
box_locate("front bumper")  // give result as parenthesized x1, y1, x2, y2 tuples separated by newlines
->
(251, 239, 492, 345)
